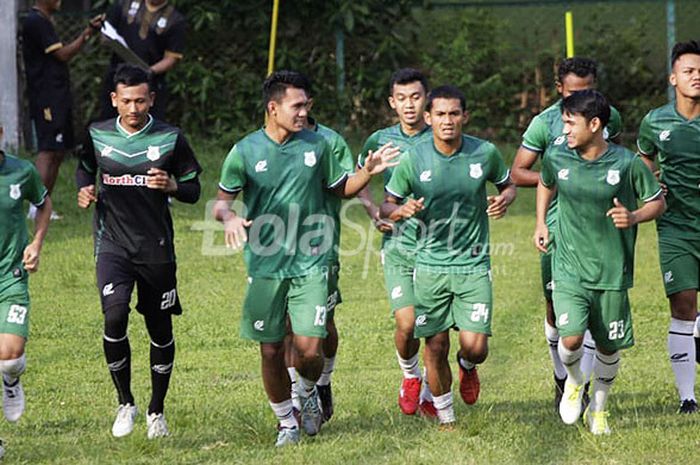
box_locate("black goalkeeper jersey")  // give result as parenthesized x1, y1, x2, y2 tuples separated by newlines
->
(77, 116, 201, 263)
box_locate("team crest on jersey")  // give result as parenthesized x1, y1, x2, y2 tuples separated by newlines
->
(558, 169, 569, 180)
(469, 163, 483, 179)
(304, 151, 317, 167)
(553, 135, 567, 146)
(9, 184, 21, 200)
(659, 130, 671, 141)
(100, 145, 114, 157)
(606, 169, 620, 185)
(157, 17, 168, 29)
(128, 1, 140, 17)
(147, 145, 161, 161)
(419, 170, 432, 182)
(255, 160, 268, 172)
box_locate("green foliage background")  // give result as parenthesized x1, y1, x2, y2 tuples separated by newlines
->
(44, 0, 700, 143)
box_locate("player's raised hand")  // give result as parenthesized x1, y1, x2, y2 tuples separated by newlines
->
(533, 223, 549, 253)
(22, 242, 41, 273)
(606, 197, 637, 229)
(77, 185, 96, 208)
(487, 194, 509, 219)
(364, 143, 401, 175)
(224, 216, 253, 250)
(397, 197, 425, 219)
(147, 168, 177, 193)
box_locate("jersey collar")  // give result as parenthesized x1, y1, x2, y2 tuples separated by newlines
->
(116, 114, 154, 139)
(398, 123, 430, 139)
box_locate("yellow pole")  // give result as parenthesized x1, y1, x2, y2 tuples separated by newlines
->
(267, 0, 280, 76)
(565, 11, 575, 58)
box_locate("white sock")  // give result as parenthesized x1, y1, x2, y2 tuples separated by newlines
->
(544, 319, 567, 380)
(317, 356, 335, 386)
(558, 340, 584, 386)
(419, 367, 433, 403)
(0, 354, 26, 384)
(287, 367, 300, 411)
(397, 351, 421, 379)
(669, 318, 696, 401)
(589, 351, 620, 413)
(269, 399, 298, 429)
(457, 354, 475, 371)
(580, 330, 596, 385)
(433, 391, 455, 424)
(297, 374, 316, 398)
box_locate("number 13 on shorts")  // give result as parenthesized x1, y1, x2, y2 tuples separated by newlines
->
(314, 305, 327, 326)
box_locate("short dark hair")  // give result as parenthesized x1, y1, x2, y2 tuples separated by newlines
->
(426, 85, 466, 112)
(389, 68, 429, 95)
(557, 57, 597, 83)
(113, 64, 151, 91)
(263, 70, 312, 106)
(672, 40, 700, 66)
(561, 89, 610, 128)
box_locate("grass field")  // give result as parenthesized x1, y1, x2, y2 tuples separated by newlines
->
(5, 141, 700, 465)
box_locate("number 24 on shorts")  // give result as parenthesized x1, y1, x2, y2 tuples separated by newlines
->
(471, 303, 489, 323)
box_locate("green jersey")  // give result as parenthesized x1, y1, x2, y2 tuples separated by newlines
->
(219, 128, 347, 279)
(522, 100, 623, 229)
(385, 135, 510, 272)
(541, 144, 662, 290)
(0, 154, 47, 285)
(637, 102, 700, 239)
(358, 124, 432, 253)
(314, 121, 355, 264)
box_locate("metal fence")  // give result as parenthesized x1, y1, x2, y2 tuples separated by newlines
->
(15, 0, 700, 147)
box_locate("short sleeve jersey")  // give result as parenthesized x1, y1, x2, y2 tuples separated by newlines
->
(107, 0, 186, 69)
(315, 123, 355, 265)
(385, 135, 510, 272)
(357, 124, 432, 253)
(0, 154, 48, 285)
(522, 100, 623, 230)
(218, 129, 347, 279)
(540, 144, 662, 290)
(78, 116, 201, 263)
(637, 102, 700, 239)
(22, 8, 71, 103)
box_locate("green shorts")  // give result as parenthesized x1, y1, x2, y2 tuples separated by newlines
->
(540, 249, 553, 301)
(658, 236, 700, 296)
(382, 247, 415, 313)
(552, 281, 634, 352)
(414, 269, 493, 339)
(326, 262, 342, 319)
(241, 271, 329, 343)
(0, 278, 30, 339)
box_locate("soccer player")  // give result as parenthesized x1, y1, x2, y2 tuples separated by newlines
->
(0, 145, 51, 458)
(534, 90, 665, 434)
(99, 0, 186, 120)
(77, 64, 202, 439)
(284, 80, 356, 423)
(637, 40, 700, 413)
(22, 0, 104, 219)
(382, 85, 516, 427)
(511, 57, 623, 409)
(356, 68, 435, 416)
(213, 70, 398, 446)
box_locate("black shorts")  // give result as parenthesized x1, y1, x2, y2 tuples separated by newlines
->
(96, 253, 182, 315)
(30, 100, 75, 152)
